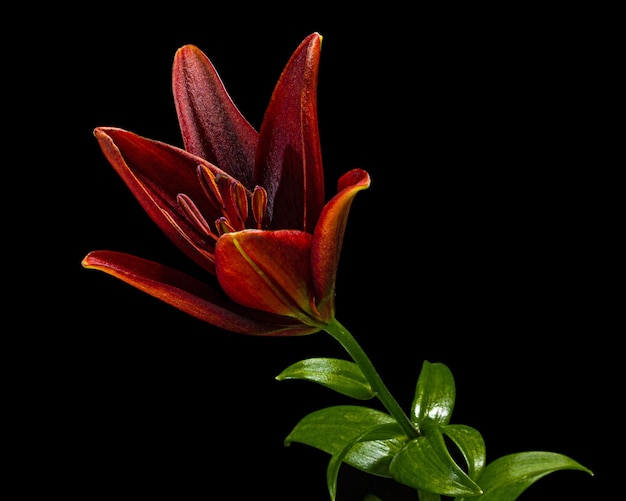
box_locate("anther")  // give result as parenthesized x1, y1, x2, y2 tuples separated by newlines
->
(215, 216, 235, 236)
(252, 186, 268, 229)
(197, 165, 224, 213)
(216, 175, 248, 231)
(177, 194, 214, 236)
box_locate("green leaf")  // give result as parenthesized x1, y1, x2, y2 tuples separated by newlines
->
(389, 420, 482, 496)
(284, 405, 407, 477)
(327, 422, 406, 501)
(276, 357, 375, 399)
(463, 451, 593, 501)
(441, 424, 486, 481)
(411, 361, 456, 429)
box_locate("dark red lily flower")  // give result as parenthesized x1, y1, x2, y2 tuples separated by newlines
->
(82, 33, 370, 336)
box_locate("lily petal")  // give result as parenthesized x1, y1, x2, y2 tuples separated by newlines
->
(215, 230, 325, 326)
(82, 250, 318, 336)
(173, 44, 258, 189)
(94, 127, 239, 274)
(312, 168, 371, 320)
(85, 34, 368, 337)
(256, 32, 324, 233)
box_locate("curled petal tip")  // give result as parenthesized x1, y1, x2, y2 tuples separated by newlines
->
(82, 251, 98, 268)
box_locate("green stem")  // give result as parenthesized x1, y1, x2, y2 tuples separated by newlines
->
(323, 318, 418, 439)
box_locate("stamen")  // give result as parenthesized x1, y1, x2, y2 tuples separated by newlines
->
(216, 175, 248, 231)
(215, 216, 235, 236)
(197, 165, 224, 213)
(232, 181, 249, 224)
(177, 193, 218, 241)
(252, 186, 268, 229)
(163, 210, 217, 262)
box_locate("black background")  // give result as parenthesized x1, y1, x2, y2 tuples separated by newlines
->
(18, 5, 618, 500)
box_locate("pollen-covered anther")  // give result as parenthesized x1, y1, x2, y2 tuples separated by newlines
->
(252, 186, 268, 229)
(176, 193, 219, 242)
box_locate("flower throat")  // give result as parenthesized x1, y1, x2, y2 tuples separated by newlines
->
(177, 164, 269, 243)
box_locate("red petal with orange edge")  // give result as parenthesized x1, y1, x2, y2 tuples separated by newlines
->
(82, 250, 318, 336)
(256, 33, 325, 233)
(215, 229, 323, 326)
(311, 168, 371, 320)
(94, 127, 228, 274)
(173, 44, 258, 189)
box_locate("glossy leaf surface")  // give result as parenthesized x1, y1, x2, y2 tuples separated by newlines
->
(276, 357, 374, 399)
(466, 451, 594, 501)
(285, 405, 406, 477)
(412, 360, 456, 429)
(389, 420, 482, 496)
(441, 424, 486, 482)
(327, 422, 406, 501)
